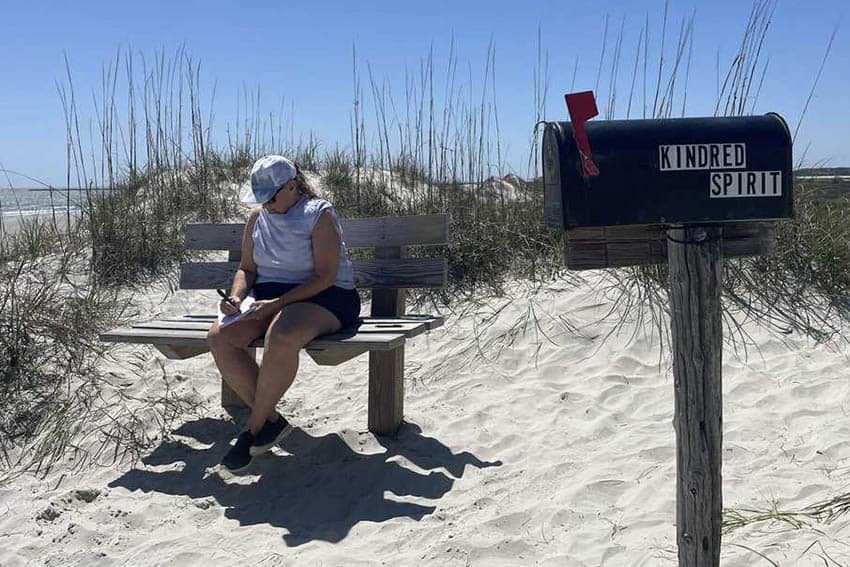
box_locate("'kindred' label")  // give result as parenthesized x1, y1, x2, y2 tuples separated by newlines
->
(659, 143, 746, 171)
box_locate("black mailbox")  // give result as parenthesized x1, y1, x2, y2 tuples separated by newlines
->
(543, 114, 793, 229)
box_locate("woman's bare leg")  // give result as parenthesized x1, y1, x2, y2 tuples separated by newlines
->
(207, 315, 276, 407)
(246, 302, 341, 434)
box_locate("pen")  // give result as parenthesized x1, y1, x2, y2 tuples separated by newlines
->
(216, 288, 239, 309)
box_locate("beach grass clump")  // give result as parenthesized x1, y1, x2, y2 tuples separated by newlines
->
(0, 231, 110, 465)
(0, 219, 205, 481)
(84, 162, 242, 286)
(724, 491, 850, 536)
(609, 178, 850, 344)
(0, 216, 67, 263)
(724, 178, 850, 340)
(436, 180, 564, 300)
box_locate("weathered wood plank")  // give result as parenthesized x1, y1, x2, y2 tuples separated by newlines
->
(362, 315, 445, 331)
(184, 214, 448, 251)
(153, 345, 210, 360)
(306, 347, 368, 366)
(368, 246, 407, 436)
(343, 215, 448, 247)
(371, 247, 407, 316)
(100, 327, 405, 350)
(667, 226, 723, 565)
(565, 222, 775, 270)
(136, 321, 214, 331)
(185, 224, 243, 251)
(135, 319, 430, 338)
(157, 314, 445, 337)
(368, 346, 404, 436)
(161, 314, 445, 331)
(180, 258, 448, 290)
(221, 380, 246, 408)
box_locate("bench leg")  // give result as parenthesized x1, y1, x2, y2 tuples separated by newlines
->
(368, 346, 404, 436)
(221, 380, 247, 408)
(220, 348, 254, 409)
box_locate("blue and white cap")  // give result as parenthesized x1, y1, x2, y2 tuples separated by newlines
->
(241, 155, 297, 204)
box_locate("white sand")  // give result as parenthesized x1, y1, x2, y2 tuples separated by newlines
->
(2, 273, 850, 565)
(1, 211, 80, 237)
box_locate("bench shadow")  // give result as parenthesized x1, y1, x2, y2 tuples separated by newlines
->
(108, 419, 501, 546)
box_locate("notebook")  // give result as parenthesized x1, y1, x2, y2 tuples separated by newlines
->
(218, 296, 259, 328)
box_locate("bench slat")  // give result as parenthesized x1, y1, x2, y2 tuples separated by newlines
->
(159, 314, 445, 334)
(133, 319, 430, 337)
(361, 315, 444, 331)
(185, 214, 448, 251)
(100, 328, 405, 350)
(179, 258, 447, 290)
(161, 314, 444, 330)
(343, 215, 448, 247)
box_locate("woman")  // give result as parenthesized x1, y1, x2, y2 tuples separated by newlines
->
(206, 155, 360, 472)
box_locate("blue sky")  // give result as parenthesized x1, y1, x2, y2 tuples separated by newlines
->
(0, 0, 847, 187)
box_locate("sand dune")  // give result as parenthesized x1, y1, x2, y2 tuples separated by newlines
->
(2, 273, 850, 565)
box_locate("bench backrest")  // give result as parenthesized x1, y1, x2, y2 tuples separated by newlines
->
(180, 214, 449, 297)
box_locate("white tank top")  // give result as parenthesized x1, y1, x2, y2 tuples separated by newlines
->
(251, 196, 356, 289)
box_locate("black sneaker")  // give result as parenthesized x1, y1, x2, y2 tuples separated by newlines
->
(249, 414, 293, 456)
(221, 431, 255, 472)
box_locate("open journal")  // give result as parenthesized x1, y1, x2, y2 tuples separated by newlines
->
(217, 296, 258, 328)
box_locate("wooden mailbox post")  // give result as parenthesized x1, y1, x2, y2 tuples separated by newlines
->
(543, 95, 793, 566)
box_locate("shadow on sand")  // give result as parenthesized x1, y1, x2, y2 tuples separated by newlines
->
(109, 418, 501, 546)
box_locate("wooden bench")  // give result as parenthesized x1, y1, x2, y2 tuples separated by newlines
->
(100, 214, 448, 436)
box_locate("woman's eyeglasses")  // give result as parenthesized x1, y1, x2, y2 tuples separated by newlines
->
(265, 186, 285, 205)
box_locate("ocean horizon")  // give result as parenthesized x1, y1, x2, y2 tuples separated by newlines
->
(0, 187, 112, 218)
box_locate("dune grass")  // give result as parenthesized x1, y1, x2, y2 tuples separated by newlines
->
(0, 216, 205, 482)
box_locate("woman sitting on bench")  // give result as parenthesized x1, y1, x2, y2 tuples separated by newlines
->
(206, 155, 360, 472)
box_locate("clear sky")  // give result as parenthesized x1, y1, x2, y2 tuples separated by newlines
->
(1, 0, 847, 187)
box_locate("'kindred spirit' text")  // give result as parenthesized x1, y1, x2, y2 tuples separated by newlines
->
(658, 142, 782, 198)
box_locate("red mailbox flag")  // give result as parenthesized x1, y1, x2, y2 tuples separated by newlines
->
(565, 91, 600, 177)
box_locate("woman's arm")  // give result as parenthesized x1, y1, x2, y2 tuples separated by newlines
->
(229, 208, 261, 300)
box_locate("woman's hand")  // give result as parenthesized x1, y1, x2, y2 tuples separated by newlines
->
(244, 299, 283, 321)
(220, 295, 242, 315)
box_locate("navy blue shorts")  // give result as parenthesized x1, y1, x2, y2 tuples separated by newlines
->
(252, 282, 361, 328)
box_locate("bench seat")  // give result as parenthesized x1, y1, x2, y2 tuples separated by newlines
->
(100, 315, 444, 352)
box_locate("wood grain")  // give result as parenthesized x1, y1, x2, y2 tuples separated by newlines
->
(667, 226, 723, 566)
(160, 314, 445, 331)
(179, 258, 448, 290)
(221, 380, 245, 408)
(153, 345, 210, 360)
(134, 319, 430, 338)
(306, 347, 368, 366)
(368, 346, 404, 436)
(371, 247, 407, 316)
(367, 245, 407, 436)
(565, 222, 774, 270)
(100, 327, 406, 351)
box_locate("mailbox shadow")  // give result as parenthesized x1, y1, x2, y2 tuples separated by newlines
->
(109, 419, 501, 546)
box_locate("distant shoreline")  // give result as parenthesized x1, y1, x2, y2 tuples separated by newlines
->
(0, 210, 81, 236)
(11, 187, 113, 192)
(1, 206, 81, 218)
